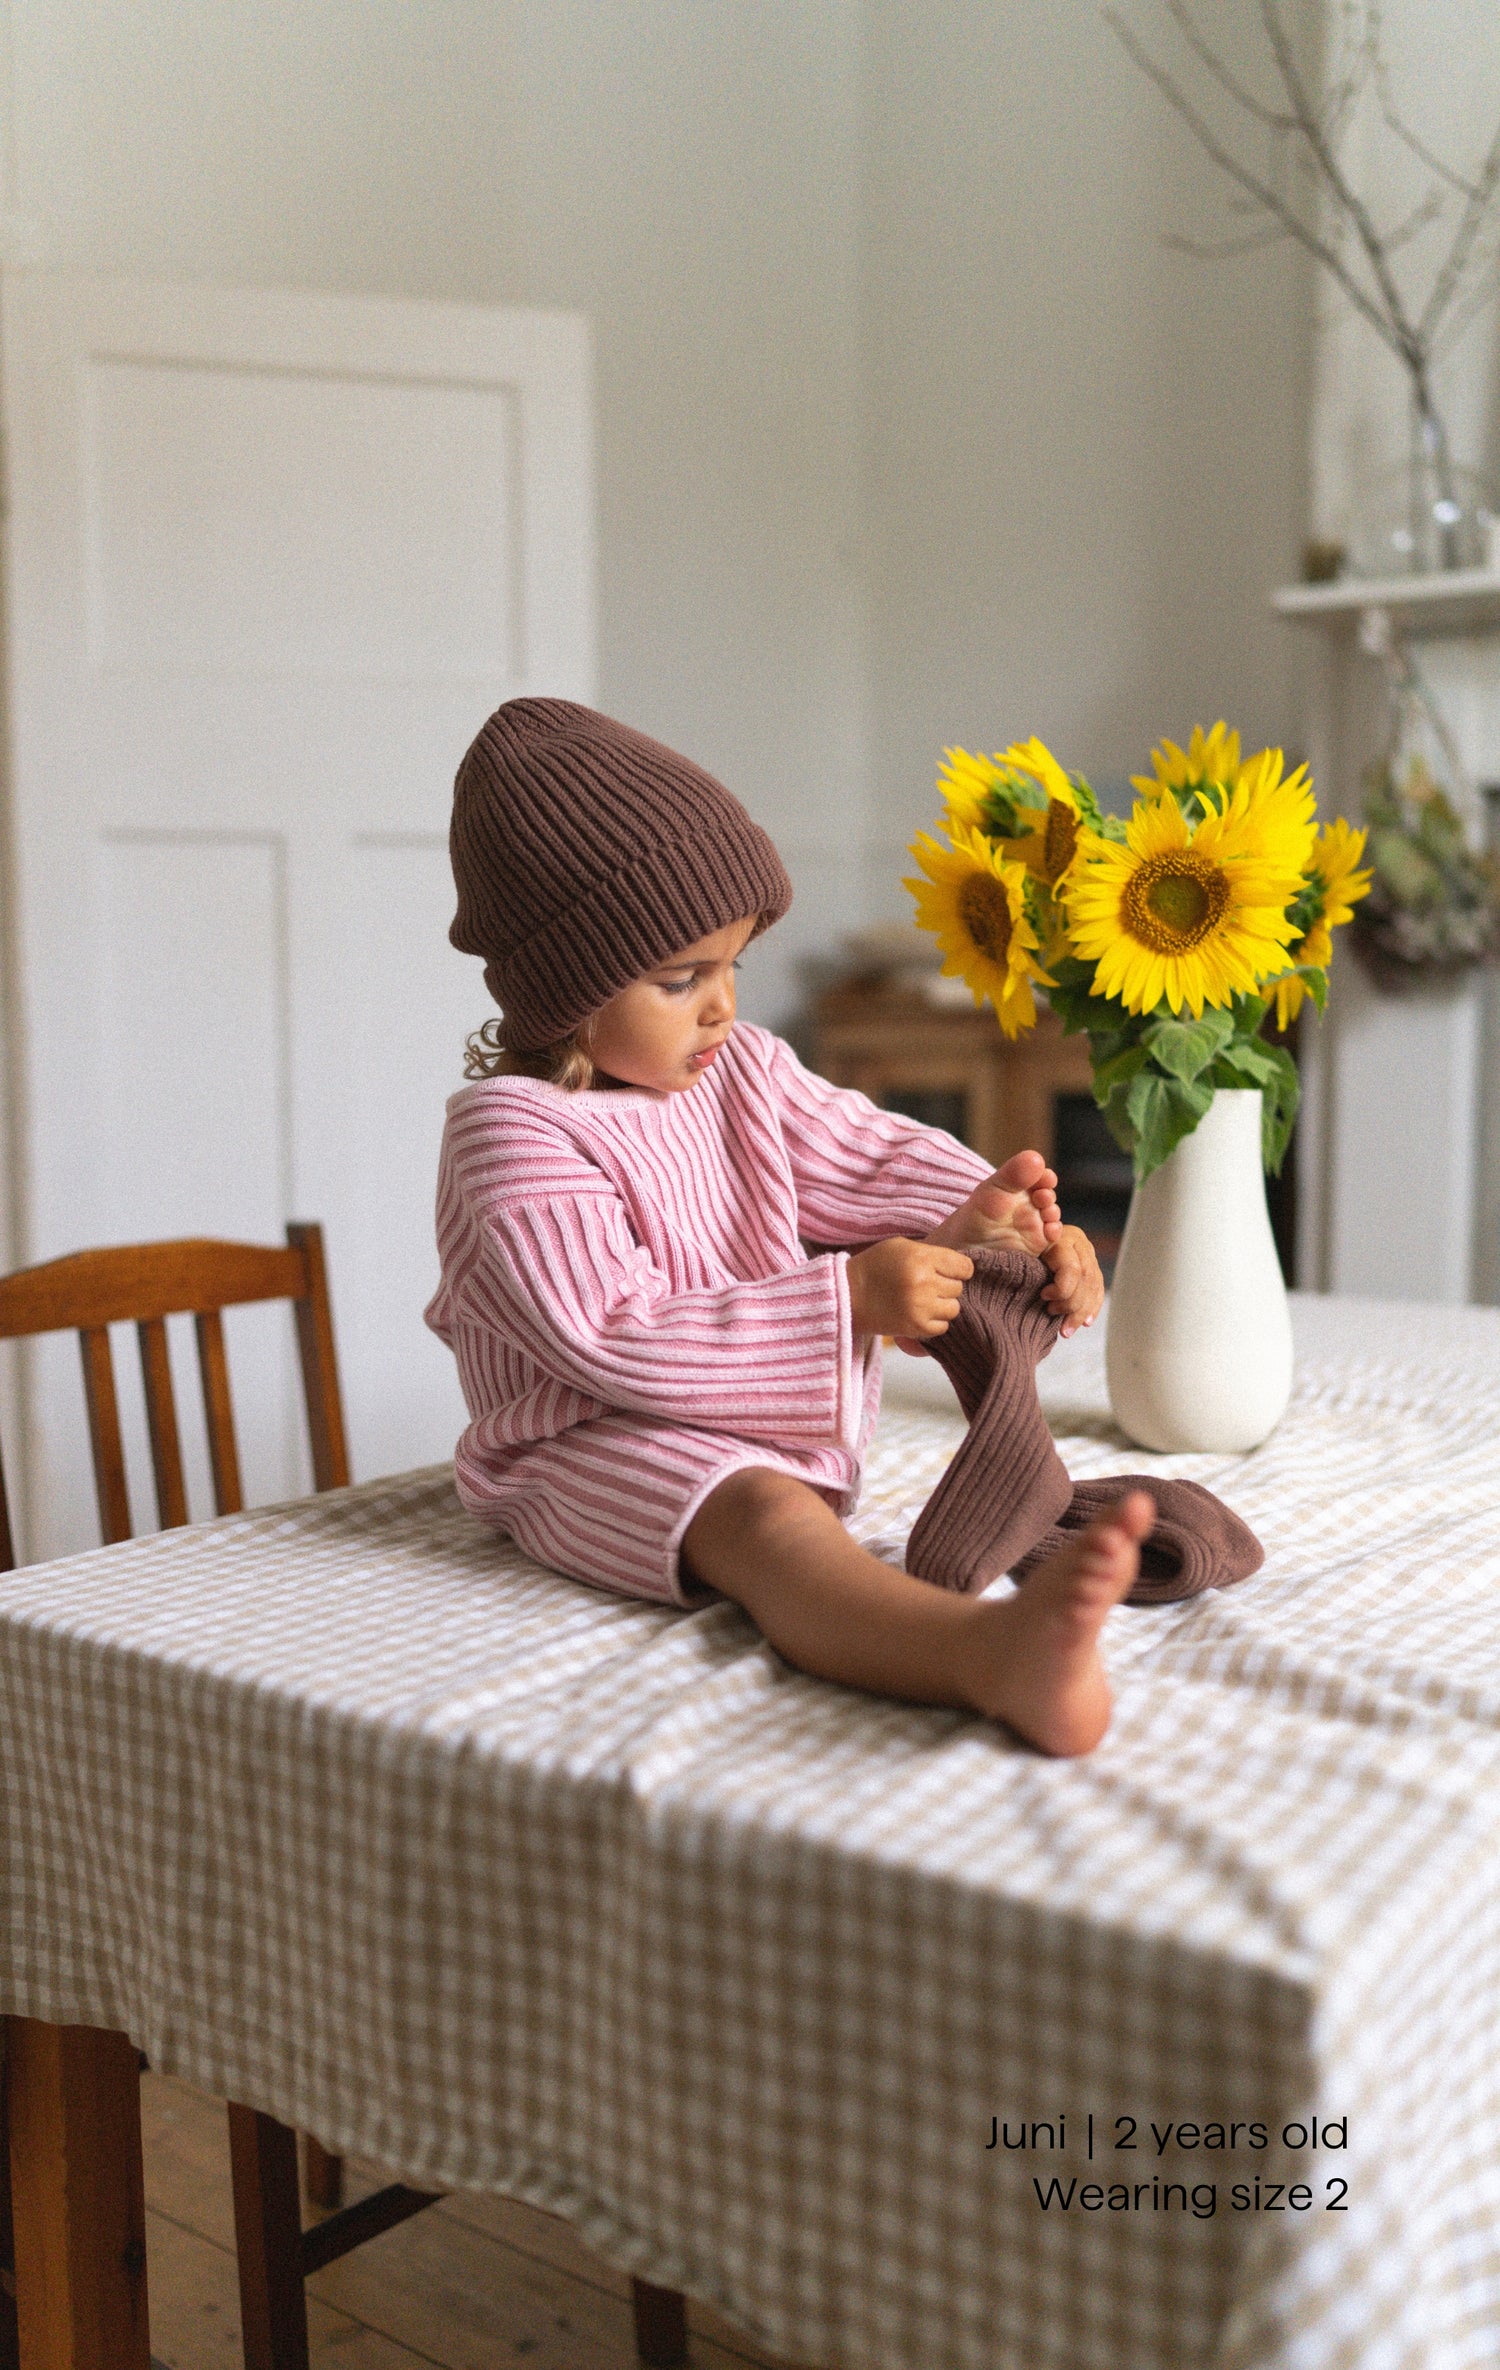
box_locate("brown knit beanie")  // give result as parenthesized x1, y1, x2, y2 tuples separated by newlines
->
(449, 698, 793, 1051)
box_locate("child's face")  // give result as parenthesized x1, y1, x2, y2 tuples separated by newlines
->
(587, 916, 758, 1094)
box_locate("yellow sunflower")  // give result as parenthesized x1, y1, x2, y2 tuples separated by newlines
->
(1064, 790, 1308, 1018)
(1310, 816, 1372, 934)
(936, 746, 1004, 831)
(992, 736, 1085, 889)
(1269, 817, 1372, 1030)
(904, 820, 1052, 1038)
(1269, 973, 1312, 1032)
(1232, 745, 1317, 844)
(1132, 721, 1245, 803)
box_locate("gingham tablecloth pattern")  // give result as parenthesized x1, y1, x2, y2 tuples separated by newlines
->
(5, 1292, 1500, 2370)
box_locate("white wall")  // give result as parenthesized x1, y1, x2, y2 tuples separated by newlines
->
(1293, 0, 1500, 1304)
(0, 0, 1311, 1045)
(1308, 0, 1500, 566)
(861, 1, 1312, 910)
(2, 0, 870, 1036)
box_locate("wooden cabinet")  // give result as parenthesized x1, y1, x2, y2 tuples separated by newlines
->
(810, 982, 1134, 1268)
(809, 980, 1299, 1284)
(811, 981, 1093, 1168)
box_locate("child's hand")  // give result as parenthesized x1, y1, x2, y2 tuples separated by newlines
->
(1041, 1225, 1104, 1337)
(847, 1238, 973, 1340)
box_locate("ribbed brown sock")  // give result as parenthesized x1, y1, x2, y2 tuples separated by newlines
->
(904, 1246, 1072, 1594)
(1009, 1476, 1264, 1606)
(902, 1244, 1266, 1604)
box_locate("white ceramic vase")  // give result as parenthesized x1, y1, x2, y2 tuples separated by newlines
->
(1105, 1087, 1293, 1453)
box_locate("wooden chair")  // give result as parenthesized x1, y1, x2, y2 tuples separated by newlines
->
(0, 1226, 689, 2370)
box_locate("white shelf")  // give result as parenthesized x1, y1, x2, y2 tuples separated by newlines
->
(1273, 567, 1500, 639)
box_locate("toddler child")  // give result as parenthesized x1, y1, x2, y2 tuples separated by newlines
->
(426, 698, 1148, 1757)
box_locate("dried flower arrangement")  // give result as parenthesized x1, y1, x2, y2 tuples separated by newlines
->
(1353, 757, 1500, 987)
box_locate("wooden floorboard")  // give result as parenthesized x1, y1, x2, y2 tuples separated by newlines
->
(140, 2072, 802, 2370)
(146, 2207, 428, 2368)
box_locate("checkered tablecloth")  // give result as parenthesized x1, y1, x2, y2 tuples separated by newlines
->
(5, 1293, 1500, 2370)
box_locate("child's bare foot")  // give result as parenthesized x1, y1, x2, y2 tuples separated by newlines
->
(893, 1153, 1063, 1354)
(927, 1149, 1061, 1258)
(965, 1491, 1153, 1755)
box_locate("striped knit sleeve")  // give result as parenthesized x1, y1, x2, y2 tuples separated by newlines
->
(757, 1030, 994, 1246)
(442, 1116, 863, 1452)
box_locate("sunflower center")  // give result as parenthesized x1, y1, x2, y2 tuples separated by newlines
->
(1042, 800, 1078, 883)
(958, 872, 1013, 963)
(1121, 850, 1231, 953)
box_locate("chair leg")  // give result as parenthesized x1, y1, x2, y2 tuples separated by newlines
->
(226, 2104, 310, 2370)
(632, 2277, 688, 2367)
(0, 2090, 16, 2370)
(301, 2134, 342, 2212)
(6, 2020, 150, 2370)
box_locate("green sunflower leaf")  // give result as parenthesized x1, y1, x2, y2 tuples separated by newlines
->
(1286, 877, 1322, 934)
(1098, 1077, 1139, 1159)
(1210, 1037, 1279, 1086)
(1091, 1043, 1150, 1104)
(1140, 1007, 1235, 1083)
(980, 770, 1047, 837)
(1125, 1071, 1213, 1182)
(1297, 965, 1328, 1014)
(1257, 1044, 1300, 1172)
(1040, 955, 1105, 1037)
(1084, 1015, 1127, 1050)
(1086, 1023, 1140, 1073)
(1068, 772, 1108, 833)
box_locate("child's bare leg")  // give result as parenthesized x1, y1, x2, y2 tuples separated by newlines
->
(682, 1471, 1153, 1756)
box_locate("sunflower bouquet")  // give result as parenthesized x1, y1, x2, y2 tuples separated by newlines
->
(905, 726, 1371, 1183)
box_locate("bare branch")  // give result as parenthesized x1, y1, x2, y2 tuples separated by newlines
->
(1111, 0, 1500, 478)
(1378, 104, 1485, 202)
(1320, 78, 1362, 146)
(1373, 53, 1486, 199)
(1285, 0, 1499, 353)
(1253, 0, 1427, 368)
(1420, 113, 1500, 341)
(1164, 225, 1293, 259)
(1377, 187, 1446, 256)
(1160, 0, 1296, 130)
(1434, 247, 1500, 360)
(1362, 0, 1500, 343)
(1319, 2, 1378, 146)
(1104, 7, 1413, 362)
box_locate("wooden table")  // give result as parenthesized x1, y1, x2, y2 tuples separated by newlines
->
(8, 1294, 1500, 2370)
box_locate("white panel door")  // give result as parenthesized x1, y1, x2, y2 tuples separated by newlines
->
(2, 272, 595, 1558)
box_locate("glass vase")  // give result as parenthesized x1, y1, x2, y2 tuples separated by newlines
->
(1347, 404, 1497, 579)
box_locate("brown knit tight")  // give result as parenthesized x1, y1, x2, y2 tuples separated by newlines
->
(903, 1246, 1264, 1605)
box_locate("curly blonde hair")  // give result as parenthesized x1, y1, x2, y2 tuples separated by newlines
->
(462, 911, 767, 1092)
(463, 1016, 598, 1091)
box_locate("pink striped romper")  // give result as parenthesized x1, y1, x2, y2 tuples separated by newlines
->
(425, 1022, 991, 1604)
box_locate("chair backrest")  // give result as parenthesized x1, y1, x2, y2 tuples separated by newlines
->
(0, 1222, 350, 1571)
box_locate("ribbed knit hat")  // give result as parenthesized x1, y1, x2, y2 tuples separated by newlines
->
(449, 699, 793, 1051)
